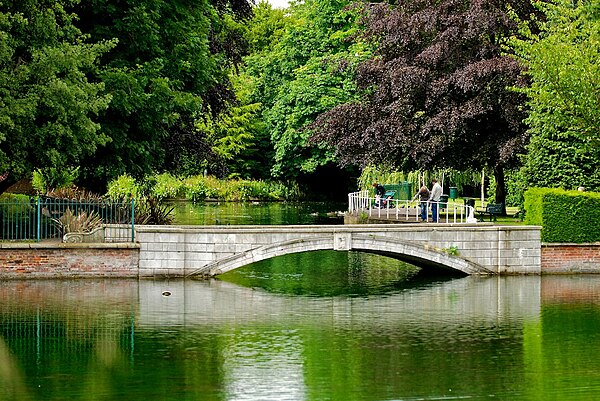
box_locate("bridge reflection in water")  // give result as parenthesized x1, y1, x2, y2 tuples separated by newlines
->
(0, 276, 541, 347)
(0, 275, 541, 333)
(4, 276, 600, 400)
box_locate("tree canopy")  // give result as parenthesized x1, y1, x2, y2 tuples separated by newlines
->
(510, 0, 600, 190)
(310, 0, 535, 206)
(1, 0, 597, 200)
(241, 0, 373, 179)
(0, 0, 114, 191)
(73, 0, 252, 187)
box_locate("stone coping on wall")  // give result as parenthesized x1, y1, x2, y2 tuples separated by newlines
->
(135, 223, 540, 233)
(0, 242, 139, 249)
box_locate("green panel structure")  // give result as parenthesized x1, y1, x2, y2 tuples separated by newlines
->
(400, 181, 412, 200)
(382, 182, 412, 200)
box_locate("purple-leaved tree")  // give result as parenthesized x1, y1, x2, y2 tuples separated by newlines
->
(311, 0, 536, 211)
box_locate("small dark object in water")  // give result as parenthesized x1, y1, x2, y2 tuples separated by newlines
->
(162, 291, 171, 296)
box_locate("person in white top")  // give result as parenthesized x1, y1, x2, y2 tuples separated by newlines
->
(430, 179, 442, 222)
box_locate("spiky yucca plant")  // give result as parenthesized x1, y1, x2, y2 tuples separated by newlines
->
(54, 208, 103, 234)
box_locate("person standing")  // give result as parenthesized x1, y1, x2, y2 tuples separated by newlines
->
(412, 185, 430, 221)
(430, 179, 442, 222)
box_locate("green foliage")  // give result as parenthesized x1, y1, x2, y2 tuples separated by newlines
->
(0, 193, 33, 223)
(106, 174, 141, 201)
(241, 0, 373, 178)
(133, 197, 174, 226)
(442, 246, 460, 256)
(199, 100, 263, 169)
(522, 129, 600, 191)
(152, 173, 185, 201)
(107, 173, 301, 202)
(32, 167, 80, 194)
(509, 0, 600, 191)
(524, 187, 600, 243)
(181, 176, 301, 202)
(505, 168, 528, 209)
(358, 166, 484, 197)
(0, 1, 114, 183)
(71, 0, 252, 187)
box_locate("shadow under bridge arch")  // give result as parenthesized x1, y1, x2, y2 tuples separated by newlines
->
(186, 234, 493, 277)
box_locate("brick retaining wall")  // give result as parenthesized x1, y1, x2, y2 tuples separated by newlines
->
(541, 243, 600, 274)
(0, 243, 139, 278)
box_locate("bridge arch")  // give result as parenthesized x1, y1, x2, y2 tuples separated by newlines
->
(188, 234, 492, 277)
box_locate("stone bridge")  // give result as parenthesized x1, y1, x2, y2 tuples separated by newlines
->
(135, 224, 541, 277)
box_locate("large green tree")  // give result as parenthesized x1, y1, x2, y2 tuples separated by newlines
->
(216, 2, 286, 179)
(510, 0, 600, 190)
(310, 0, 536, 210)
(242, 0, 372, 179)
(0, 0, 114, 193)
(72, 0, 252, 188)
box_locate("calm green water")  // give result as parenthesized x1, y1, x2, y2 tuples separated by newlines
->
(3, 252, 600, 400)
(169, 201, 348, 225)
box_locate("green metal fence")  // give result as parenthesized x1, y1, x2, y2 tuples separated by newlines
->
(0, 196, 135, 242)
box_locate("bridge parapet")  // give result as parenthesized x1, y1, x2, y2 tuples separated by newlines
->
(135, 224, 541, 277)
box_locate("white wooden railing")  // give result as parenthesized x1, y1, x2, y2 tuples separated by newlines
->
(348, 191, 477, 224)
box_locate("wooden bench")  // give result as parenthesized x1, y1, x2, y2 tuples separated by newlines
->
(476, 202, 504, 222)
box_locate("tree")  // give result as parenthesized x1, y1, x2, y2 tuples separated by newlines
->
(72, 0, 252, 188)
(510, 0, 600, 190)
(0, 0, 114, 193)
(242, 0, 373, 179)
(310, 0, 536, 211)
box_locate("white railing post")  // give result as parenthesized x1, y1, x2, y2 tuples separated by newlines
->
(347, 191, 478, 224)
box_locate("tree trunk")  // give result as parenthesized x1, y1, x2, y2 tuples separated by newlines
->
(493, 165, 507, 216)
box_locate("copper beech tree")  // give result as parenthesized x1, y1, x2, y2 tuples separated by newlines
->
(310, 0, 536, 210)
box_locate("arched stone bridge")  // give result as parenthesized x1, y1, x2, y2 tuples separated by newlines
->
(135, 224, 541, 277)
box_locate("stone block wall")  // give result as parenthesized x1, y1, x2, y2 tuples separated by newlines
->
(0, 243, 139, 278)
(541, 243, 600, 274)
(136, 224, 543, 276)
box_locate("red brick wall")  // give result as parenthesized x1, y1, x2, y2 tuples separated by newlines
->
(0, 244, 139, 278)
(542, 243, 600, 274)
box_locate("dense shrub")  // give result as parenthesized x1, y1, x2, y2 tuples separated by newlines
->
(106, 175, 141, 201)
(524, 187, 600, 243)
(107, 173, 301, 202)
(153, 173, 186, 200)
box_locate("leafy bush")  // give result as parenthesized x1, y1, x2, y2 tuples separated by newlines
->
(152, 173, 185, 200)
(0, 193, 33, 219)
(106, 175, 141, 200)
(180, 175, 300, 201)
(32, 167, 80, 194)
(183, 176, 210, 202)
(524, 187, 600, 243)
(107, 173, 300, 203)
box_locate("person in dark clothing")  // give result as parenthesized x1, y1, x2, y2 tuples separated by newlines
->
(373, 182, 386, 208)
(373, 183, 385, 197)
(412, 185, 430, 221)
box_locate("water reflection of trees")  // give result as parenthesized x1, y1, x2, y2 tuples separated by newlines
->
(0, 280, 137, 400)
(218, 250, 446, 296)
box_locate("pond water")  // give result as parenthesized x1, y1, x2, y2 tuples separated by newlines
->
(3, 251, 600, 400)
(169, 201, 348, 225)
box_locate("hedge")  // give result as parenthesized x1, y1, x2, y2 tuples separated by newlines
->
(524, 187, 600, 243)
